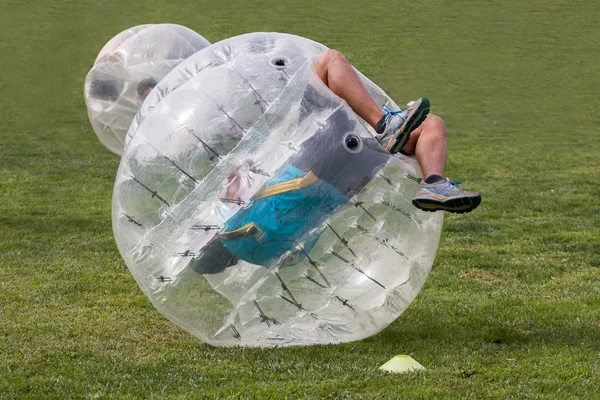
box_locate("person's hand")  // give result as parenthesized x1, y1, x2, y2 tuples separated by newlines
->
(221, 160, 255, 201)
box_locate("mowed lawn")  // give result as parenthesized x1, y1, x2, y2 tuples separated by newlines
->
(1, 0, 598, 398)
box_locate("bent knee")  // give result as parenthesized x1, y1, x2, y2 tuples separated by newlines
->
(410, 113, 445, 137)
(423, 113, 445, 130)
(402, 113, 446, 155)
(420, 113, 446, 138)
(317, 49, 349, 66)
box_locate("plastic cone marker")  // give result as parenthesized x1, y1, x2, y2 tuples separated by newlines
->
(379, 355, 425, 373)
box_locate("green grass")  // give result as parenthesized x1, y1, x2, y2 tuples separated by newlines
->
(1, 0, 599, 398)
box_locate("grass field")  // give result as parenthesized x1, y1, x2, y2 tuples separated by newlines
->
(1, 0, 599, 398)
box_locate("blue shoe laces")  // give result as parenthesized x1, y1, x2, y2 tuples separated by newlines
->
(379, 105, 408, 139)
(427, 178, 464, 196)
(381, 104, 407, 125)
(422, 178, 462, 191)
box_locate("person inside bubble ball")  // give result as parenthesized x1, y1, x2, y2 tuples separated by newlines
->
(88, 76, 157, 104)
(88, 79, 121, 102)
(136, 78, 158, 101)
(190, 49, 481, 274)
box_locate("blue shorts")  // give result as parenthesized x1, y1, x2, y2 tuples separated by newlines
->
(219, 164, 349, 267)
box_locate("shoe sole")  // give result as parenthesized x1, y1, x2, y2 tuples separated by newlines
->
(386, 96, 431, 154)
(412, 194, 482, 214)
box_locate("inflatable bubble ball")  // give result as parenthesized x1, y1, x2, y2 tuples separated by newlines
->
(112, 32, 444, 347)
(84, 24, 210, 155)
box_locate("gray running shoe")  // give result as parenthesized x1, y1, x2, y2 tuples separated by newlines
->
(376, 97, 430, 154)
(412, 178, 481, 213)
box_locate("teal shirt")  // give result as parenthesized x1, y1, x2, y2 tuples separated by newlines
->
(220, 164, 349, 267)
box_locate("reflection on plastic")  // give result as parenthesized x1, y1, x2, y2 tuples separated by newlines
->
(112, 32, 444, 347)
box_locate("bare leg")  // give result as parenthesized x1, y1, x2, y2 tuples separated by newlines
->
(408, 114, 481, 213)
(315, 50, 448, 180)
(401, 114, 447, 178)
(314, 50, 384, 128)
